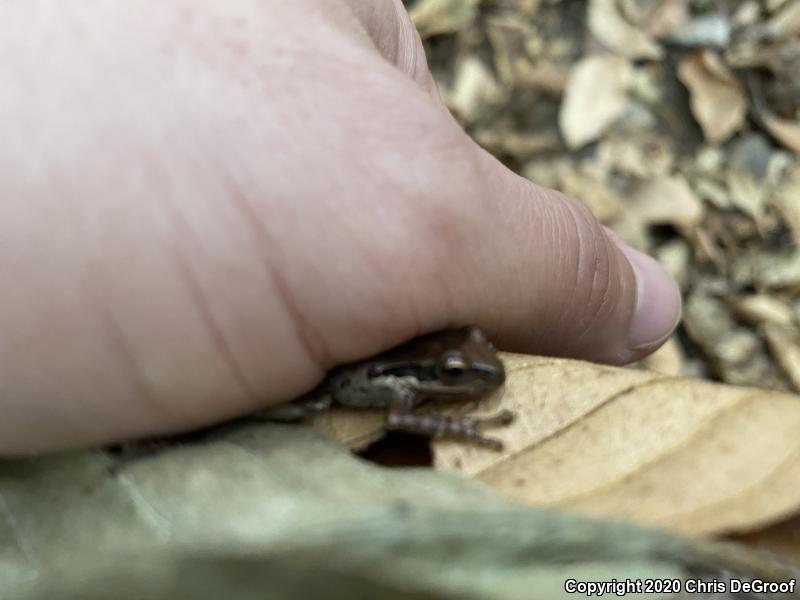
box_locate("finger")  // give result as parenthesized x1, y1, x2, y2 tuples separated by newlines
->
(336, 0, 682, 363)
(333, 0, 442, 97)
(440, 147, 682, 365)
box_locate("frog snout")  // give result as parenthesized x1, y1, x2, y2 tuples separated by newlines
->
(475, 363, 505, 385)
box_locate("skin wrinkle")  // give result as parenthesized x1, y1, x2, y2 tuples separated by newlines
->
(387, 2, 436, 93)
(565, 199, 587, 333)
(222, 174, 331, 377)
(88, 261, 170, 424)
(570, 208, 615, 350)
(287, 98, 458, 342)
(328, 0, 440, 111)
(503, 181, 557, 342)
(159, 194, 260, 410)
(546, 198, 576, 350)
(559, 200, 596, 351)
(593, 237, 618, 339)
(339, 172, 460, 346)
(308, 92, 478, 341)
(415, 201, 475, 334)
(59, 171, 173, 433)
(524, 188, 591, 355)
(536, 191, 561, 337)
(560, 198, 619, 353)
(340, 0, 402, 67)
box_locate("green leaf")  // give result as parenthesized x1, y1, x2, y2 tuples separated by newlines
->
(0, 423, 794, 599)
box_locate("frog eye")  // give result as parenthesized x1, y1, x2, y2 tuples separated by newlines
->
(439, 352, 468, 378)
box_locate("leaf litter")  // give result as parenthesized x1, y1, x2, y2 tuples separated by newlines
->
(6, 0, 800, 593)
(404, 0, 800, 565)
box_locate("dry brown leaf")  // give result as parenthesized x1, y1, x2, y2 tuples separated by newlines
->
(655, 238, 692, 288)
(554, 162, 623, 222)
(764, 323, 800, 392)
(588, 0, 663, 59)
(733, 1, 762, 28)
(408, 0, 478, 38)
(629, 175, 705, 233)
(735, 295, 795, 328)
(767, 0, 793, 12)
(725, 169, 768, 231)
(768, 0, 800, 35)
(645, 0, 689, 38)
(771, 165, 800, 244)
(310, 409, 385, 451)
(640, 335, 684, 375)
(677, 50, 748, 143)
(762, 111, 800, 155)
(752, 249, 800, 290)
(445, 57, 506, 123)
(474, 128, 562, 159)
(559, 54, 632, 149)
(432, 353, 800, 536)
(596, 131, 675, 179)
(516, 62, 568, 96)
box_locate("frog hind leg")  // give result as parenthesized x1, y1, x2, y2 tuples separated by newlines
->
(385, 405, 514, 451)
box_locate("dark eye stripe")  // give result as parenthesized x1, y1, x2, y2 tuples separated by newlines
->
(473, 363, 502, 376)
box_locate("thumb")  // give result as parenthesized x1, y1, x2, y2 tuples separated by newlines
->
(445, 149, 682, 365)
(356, 0, 682, 364)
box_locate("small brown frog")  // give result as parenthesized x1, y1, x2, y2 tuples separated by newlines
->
(265, 327, 512, 449)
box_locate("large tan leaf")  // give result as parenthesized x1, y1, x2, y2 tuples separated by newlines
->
(312, 353, 800, 537)
(433, 354, 800, 536)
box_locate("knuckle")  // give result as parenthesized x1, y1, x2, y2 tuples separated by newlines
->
(550, 192, 622, 341)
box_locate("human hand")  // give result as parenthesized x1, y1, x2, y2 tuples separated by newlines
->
(0, 0, 680, 453)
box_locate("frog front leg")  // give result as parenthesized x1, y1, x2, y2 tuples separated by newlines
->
(385, 391, 514, 451)
(256, 394, 333, 421)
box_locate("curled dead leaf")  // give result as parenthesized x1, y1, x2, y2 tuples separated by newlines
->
(445, 57, 506, 123)
(725, 168, 769, 231)
(588, 0, 663, 59)
(408, 0, 478, 39)
(645, 0, 690, 38)
(771, 164, 800, 244)
(768, 0, 800, 36)
(640, 336, 684, 376)
(677, 50, 747, 143)
(559, 54, 632, 149)
(735, 294, 795, 328)
(763, 323, 800, 392)
(628, 174, 705, 237)
(761, 110, 800, 155)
